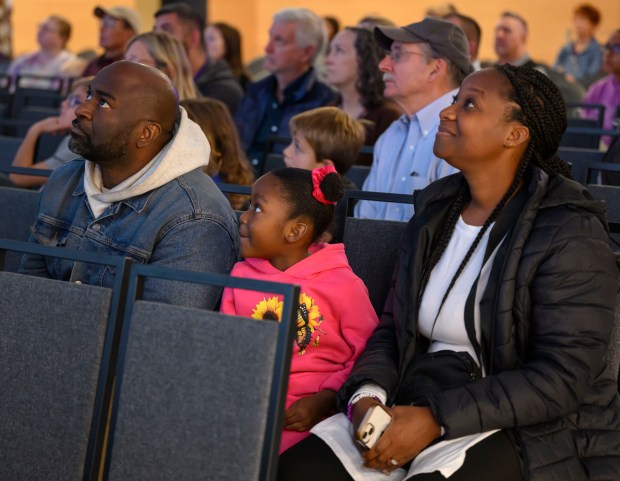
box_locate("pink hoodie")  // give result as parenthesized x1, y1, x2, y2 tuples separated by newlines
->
(220, 243, 379, 453)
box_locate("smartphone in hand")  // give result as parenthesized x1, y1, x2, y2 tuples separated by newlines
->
(355, 404, 392, 449)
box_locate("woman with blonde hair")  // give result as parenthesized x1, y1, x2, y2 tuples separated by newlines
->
(181, 97, 254, 209)
(125, 31, 198, 100)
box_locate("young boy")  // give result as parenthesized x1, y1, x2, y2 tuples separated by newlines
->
(283, 107, 367, 188)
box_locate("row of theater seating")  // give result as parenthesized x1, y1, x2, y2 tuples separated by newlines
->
(0, 187, 618, 480)
(0, 206, 408, 480)
(563, 102, 620, 150)
(1, 139, 619, 189)
(0, 184, 407, 314)
(264, 146, 620, 188)
(0, 237, 298, 481)
(1, 150, 619, 268)
(0, 75, 71, 137)
(260, 126, 620, 177)
(0, 75, 619, 162)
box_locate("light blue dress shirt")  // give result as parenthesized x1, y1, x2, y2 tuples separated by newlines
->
(354, 89, 458, 222)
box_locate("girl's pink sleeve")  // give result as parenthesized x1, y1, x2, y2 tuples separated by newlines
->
(220, 263, 244, 315)
(319, 278, 380, 392)
(219, 286, 237, 315)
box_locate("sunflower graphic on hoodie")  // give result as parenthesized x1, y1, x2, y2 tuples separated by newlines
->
(251, 292, 324, 354)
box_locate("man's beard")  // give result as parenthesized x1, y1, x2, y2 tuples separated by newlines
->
(69, 132, 129, 164)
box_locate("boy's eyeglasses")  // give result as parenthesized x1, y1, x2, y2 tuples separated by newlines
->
(66, 95, 83, 108)
(603, 43, 620, 54)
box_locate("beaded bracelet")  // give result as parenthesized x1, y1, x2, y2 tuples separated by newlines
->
(346, 392, 380, 422)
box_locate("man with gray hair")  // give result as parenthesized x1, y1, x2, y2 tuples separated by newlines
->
(355, 17, 472, 221)
(234, 7, 335, 174)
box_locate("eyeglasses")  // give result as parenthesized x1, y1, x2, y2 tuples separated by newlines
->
(38, 23, 59, 34)
(101, 17, 122, 29)
(66, 95, 83, 108)
(603, 43, 620, 54)
(386, 49, 429, 63)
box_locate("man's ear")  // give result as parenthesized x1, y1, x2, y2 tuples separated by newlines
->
(285, 218, 310, 244)
(505, 124, 530, 149)
(136, 121, 162, 149)
(299, 44, 316, 66)
(319, 159, 334, 167)
(427, 57, 446, 83)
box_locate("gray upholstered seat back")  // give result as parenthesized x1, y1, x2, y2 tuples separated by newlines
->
(0, 186, 40, 271)
(107, 300, 281, 481)
(343, 217, 407, 316)
(587, 185, 620, 223)
(587, 185, 620, 246)
(610, 270, 620, 391)
(559, 147, 605, 183)
(0, 136, 23, 169)
(0, 271, 112, 480)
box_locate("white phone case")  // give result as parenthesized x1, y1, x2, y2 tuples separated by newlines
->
(355, 404, 392, 449)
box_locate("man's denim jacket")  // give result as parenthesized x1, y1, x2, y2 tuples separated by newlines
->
(20, 160, 240, 310)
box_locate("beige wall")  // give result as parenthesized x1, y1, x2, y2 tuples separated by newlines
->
(11, 0, 156, 57)
(11, 0, 620, 66)
(211, 0, 620, 66)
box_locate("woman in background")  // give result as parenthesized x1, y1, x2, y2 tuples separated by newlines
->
(125, 31, 198, 100)
(325, 27, 401, 166)
(181, 97, 254, 209)
(204, 22, 251, 90)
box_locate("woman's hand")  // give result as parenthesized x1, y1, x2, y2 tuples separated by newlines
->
(362, 405, 442, 473)
(283, 389, 336, 432)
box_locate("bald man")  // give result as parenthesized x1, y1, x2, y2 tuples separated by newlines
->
(20, 61, 239, 309)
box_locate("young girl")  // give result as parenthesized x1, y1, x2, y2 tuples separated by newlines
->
(220, 165, 379, 454)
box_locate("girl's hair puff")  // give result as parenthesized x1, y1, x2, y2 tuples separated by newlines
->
(270, 167, 344, 242)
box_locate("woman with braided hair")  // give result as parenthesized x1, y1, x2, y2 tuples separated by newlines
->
(277, 65, 619, 481)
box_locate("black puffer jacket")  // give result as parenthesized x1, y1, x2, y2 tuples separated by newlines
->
(339, 169, 620, 480)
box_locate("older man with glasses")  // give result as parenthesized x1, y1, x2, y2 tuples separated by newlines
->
(355, 17, 473, 222)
